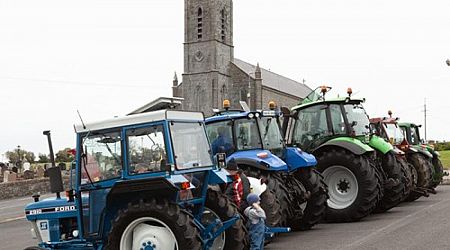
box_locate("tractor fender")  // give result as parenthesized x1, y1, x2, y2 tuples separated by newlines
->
(392, 147, 405, 156)
(283, 147, 317, 171)
(369, 135, 394, 155)
(247, 176, 267, 196)
(229, 150, 288, 172)
(417, 148, 433, 159)
(315, 137, 374, 156)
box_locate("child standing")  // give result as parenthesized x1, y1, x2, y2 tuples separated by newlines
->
(244, 193, 266, 250)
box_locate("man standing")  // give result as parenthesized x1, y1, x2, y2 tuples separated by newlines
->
(225, 158, 251, 212)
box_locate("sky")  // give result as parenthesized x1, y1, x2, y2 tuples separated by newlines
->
(1, 0, 450, 160)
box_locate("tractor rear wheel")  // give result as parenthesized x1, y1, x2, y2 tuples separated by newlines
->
(293, 168, 327, 230)
(374, 152, 404, 213)
(317, 148, 380, 223)
(405, 162, 423, 202)
(397, 157, 413, 201)
(431, 157, 444, 188)
(408, 153, 432, 189)
(268, 173, 298, 226)
(240, 165, 288, 226)
(105, 199, 201, 250)
(205, 188, 248, 250)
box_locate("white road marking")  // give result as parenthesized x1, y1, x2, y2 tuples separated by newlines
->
(0, 216, 26, 224)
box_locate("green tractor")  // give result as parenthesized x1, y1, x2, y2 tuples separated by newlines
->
(282, 86, 405, 222)
(369, 114, 430, 201)
(399, 122, 445, 189)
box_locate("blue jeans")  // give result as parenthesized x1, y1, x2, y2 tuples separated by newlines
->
(248, 219, 265, 250)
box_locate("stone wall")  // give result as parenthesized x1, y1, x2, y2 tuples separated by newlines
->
(0, 177, 70, 200)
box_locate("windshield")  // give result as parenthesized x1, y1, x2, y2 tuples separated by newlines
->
(126, 125, 167, 174)
(410, 126, 421, 145)
(384, 123, 404, 145)
(292, 105, 329, 149)
(343, 103, 370, 135)
(80, 131, 122, 184)
(171, 122, 213, 169)
(234, 118, 262, 151)
(258, 116, 283, 151)
(206, 121, 234, 156)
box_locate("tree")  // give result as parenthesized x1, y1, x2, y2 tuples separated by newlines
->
(38, 153, 50, 163)
(5, 148, 36, 165)
(55, 148, 75, 163)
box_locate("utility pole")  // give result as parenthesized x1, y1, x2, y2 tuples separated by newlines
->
(423, 98, 428, 142)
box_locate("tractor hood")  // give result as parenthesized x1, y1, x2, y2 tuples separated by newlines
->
(228, 149, 288, 171)
(283, 147, 317, 171)
(25, 196, 77, 221)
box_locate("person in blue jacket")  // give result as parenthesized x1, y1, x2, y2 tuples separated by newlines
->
(211, 126, 234, 156)
(244, 193, 266, 250)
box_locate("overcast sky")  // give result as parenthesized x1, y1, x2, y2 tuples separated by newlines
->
(1, 0, 450, 159)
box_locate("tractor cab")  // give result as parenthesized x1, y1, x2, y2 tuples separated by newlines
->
(25, 109, 246, 249)
(369, 113, 405, 147)
(205, 100, 326, 232)
(205, 100, 289, 172)
(285, 86, 372, 152)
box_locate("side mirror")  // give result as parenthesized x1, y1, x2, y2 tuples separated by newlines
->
(215, 153, 226, 169)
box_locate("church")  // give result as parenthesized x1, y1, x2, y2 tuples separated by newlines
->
(172, 0, 311, 116)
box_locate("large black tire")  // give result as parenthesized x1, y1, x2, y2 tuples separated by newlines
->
(373, 152, 404, 213)
(405, 162, 422, 202)
(397, 157, 413, 201)
(268, 173, 299, 226)
(431, 157, 444, 188)
(408, 153, 432, 189)
(317, 148, 381, 223)
(293, 168, 328, 230)
(239, 165, 288, 226)
(259, 189, 283, 227)
(105, 199, 201, 250)
(205, 189, 248, 250)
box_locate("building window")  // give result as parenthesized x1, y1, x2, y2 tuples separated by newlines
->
(197, 7, 203, 40)
(221, 9, 226, 42)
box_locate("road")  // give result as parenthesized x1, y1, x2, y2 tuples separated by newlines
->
(1, 187, 450, 250)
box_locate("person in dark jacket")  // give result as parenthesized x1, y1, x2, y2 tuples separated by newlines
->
(224, 158, 251, 212)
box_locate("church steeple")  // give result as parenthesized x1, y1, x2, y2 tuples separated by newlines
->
(180, 0, 234, 115)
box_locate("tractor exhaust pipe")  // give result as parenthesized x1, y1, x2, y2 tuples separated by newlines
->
(43, 130, 64, 199)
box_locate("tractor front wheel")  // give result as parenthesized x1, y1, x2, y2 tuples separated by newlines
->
(317, 148, 380, 223)
(293, 168, 327, 230)
(106, 199, 201, 250)
(205, 188, 248, 250)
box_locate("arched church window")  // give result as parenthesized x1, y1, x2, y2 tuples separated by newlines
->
(221, 9, 226, 42)
(197, 7, 203, 40)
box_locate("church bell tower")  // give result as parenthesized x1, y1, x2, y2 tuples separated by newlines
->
(180, 0, 234, 115)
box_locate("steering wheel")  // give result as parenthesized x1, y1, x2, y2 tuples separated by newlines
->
(150, 144, 163, 162)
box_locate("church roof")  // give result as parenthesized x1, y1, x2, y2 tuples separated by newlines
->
(232, 58, 312, 98)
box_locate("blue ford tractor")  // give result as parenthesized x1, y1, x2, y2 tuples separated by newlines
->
(205, 100, 327, 231)
(24, 110, 247, 250)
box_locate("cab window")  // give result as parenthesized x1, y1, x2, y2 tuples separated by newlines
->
(126, 125, 167, 174)
(81, 131, 122, 183)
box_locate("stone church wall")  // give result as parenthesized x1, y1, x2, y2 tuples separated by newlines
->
(262, 87, 302, 109)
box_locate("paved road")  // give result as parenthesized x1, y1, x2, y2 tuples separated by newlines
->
(1, 187, 450, 250)
(268, 185, 450, 250)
